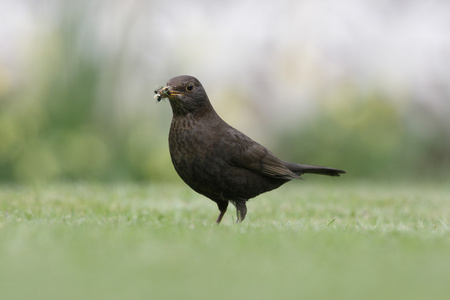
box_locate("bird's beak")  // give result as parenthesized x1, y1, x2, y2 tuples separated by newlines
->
(154, 86, 183, 102)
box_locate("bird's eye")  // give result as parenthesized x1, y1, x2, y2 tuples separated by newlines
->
(186, 83, 194, 92)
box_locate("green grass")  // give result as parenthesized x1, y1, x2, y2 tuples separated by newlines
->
(1, 180, 449, 300)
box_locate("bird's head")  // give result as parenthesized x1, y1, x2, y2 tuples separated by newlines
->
(154, 75, 213, 117)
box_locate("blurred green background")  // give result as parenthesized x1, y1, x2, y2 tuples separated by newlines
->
(1, 0, 449, 183)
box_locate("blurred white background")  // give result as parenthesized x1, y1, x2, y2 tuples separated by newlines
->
(1, 0, 449, 181)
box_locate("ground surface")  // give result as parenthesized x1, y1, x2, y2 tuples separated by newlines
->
(1, 180, 449, 300)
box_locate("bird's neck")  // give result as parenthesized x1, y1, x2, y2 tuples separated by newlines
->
(172, 102, 220, 121)
(172, 109, 220, 124)
(170, 107, 224, 135)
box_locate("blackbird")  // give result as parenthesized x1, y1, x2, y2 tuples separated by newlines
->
(155, 75, 345, 223)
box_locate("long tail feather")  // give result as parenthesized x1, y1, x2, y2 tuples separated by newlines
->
(283, 162, 345, 177)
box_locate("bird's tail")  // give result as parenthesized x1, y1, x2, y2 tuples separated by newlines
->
(283, 162, 345, 177)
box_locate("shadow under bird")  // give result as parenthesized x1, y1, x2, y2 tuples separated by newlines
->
(155, 75, 345, 224)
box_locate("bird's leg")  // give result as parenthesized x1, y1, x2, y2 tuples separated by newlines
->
(216, 201, 229, 224)
(216, 211, 225, 224)
(234, 201, 247, 223)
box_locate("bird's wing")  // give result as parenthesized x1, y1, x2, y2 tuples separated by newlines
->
(224, 128, 299, 180)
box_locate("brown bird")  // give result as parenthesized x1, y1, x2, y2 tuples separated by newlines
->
(155, 75, 345, 223)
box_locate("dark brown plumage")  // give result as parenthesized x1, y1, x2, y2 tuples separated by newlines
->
(155, 75, 345, 223)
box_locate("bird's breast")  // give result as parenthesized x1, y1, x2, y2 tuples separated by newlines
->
(168, 117, 227, 196)
(168, 117, 215, 169)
